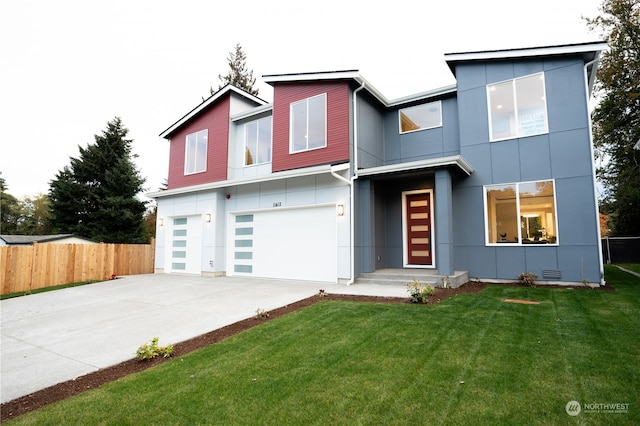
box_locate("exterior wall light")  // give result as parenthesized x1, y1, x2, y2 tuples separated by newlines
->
(337, 204, 345, 216)
(205, 213, 212, 223)
(158, 217, 164, 227)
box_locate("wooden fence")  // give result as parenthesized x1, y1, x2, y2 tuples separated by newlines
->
(0, 239, 155, 295)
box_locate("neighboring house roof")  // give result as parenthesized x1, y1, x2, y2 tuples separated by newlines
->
(0, 234, 97, 246)
(445, 41, 608, 96)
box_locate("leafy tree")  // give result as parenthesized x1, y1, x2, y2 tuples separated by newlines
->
(214, 43, 259, 96)
(0, 177, 20, 234)
(16, 194, 52, 235)
(49, 117, 148, 243)
(586, 0, 640, 236)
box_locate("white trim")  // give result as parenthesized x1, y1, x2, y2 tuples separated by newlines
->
(445, 42, 608, 63)
(487, 72, 549, 142)
(243, 116, 272, 167)
(289, 93, 327, 154)
(184, 129, 208, 175)
(160, 85, 266, 139)
(357, 155, 474, 177)
(398, 100, 443, 134)
(402, 189, 436, 269)
(148, 163, 343, 199)
(483, 179, 560, 246)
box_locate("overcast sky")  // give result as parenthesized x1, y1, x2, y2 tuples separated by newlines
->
(1, 0, 604, 200)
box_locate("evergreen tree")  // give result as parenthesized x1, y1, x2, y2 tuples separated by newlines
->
(586, 0, 640, 235)
(214, 43, 259, 96)
(0, 177, 20, 234)
(49, 117, 148, 243)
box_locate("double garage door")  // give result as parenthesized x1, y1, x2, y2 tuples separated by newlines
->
(230, 205, 337, 283)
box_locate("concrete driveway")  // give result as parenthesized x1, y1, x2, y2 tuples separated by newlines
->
(1, 274, 406, 403)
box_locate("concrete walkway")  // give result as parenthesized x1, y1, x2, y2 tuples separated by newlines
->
(1, 274, 407, 403)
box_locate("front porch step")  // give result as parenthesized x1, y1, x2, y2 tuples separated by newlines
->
(354, 269, 469, 288)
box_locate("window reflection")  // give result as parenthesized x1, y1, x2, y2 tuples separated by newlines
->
(485, 180, 557, 245)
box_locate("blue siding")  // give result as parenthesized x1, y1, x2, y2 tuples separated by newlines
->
(451, 55, 601, 283)
(353, 49, 601, 284)
(382, 97, 459, 165)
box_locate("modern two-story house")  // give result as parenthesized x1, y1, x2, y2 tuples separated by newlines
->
(149, 41, 607, 286)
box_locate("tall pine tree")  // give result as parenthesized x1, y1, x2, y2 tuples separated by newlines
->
(49, 117, 148, 243)
(214, 43, 259, 96)
(586, 0, 640, 236)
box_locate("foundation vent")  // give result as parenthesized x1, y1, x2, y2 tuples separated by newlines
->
(542, 269, 562, 280)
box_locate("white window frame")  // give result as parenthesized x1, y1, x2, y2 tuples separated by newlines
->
(398, 101, 442, 134)
(483, 179, 559, 246)
(184, 129, 208, 175)
(289, 93, 327, 153)
(244, 116, 272, 167)
(487, 72, 549, 142)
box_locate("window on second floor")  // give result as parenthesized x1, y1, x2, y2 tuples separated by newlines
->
(399, 101, 442, 134)
(290, 93, 326, 153)
(484, 179, 558, 245)
(487, 73, 548, 141)
(185, 129, 207, 174)
(245, 116, 272, 166)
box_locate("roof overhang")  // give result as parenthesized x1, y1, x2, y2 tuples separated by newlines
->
(147, 163, 349, 199)
(159, 85, 267, 139)
(357, 155, 474, 178)
(263, 69, 457, 108)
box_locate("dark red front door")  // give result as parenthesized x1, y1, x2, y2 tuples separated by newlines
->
(406, 193, 433, 265)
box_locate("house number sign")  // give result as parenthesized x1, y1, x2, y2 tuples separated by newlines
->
(273, 202, 282, 207)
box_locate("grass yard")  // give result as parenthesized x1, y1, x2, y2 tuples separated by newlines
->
(7, 265, 639, 425)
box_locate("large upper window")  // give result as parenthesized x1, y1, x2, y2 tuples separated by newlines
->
(487, 73, 548, 141)
(290, 93, 326, 153)
(184, 129, 207, 174)
(245, 116, 272, 166)
(399, 101, 442, 133)
(484, 180, 558, 245)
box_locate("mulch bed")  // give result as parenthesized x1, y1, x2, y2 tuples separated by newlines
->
(0, 280, 612, 422)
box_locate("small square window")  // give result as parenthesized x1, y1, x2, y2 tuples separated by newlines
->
(399, 101, 442, 134)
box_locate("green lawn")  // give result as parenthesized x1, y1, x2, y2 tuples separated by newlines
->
(8, 265, 639, 425)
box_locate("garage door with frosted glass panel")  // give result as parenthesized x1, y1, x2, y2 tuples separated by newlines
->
(231, 206, 337, 282)
(169, 216, 202, 274)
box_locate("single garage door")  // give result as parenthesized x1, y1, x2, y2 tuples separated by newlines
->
(230, 205, 337, 282)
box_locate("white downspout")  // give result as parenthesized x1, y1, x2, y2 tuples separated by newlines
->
(584, 55, 606, 285)
(331, 81, 366, 285)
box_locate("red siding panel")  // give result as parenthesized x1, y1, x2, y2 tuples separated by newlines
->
(166, 96, 230, 189)
(272, 82, 350, 172)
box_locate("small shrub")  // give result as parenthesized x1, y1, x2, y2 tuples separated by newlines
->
(518, 272, 538, 286)
(406, 280, 435, 304)
(317, 289, 328, 298)
(255, 308, 269, 320)
(136, 337, 174, 361)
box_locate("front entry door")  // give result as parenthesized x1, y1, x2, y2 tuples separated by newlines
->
(404, 192, 433, 266)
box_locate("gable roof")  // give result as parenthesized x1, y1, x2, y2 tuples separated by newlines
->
(0, 234, 96, 245)
(159, 84, 268, 139)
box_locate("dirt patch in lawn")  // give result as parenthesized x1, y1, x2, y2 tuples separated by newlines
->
(1, 280, 612, 422)
(503, 298, 540, 304)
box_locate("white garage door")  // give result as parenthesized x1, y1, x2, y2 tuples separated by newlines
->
(230, 205, 337, 282)
(167, 215, 202, 274)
